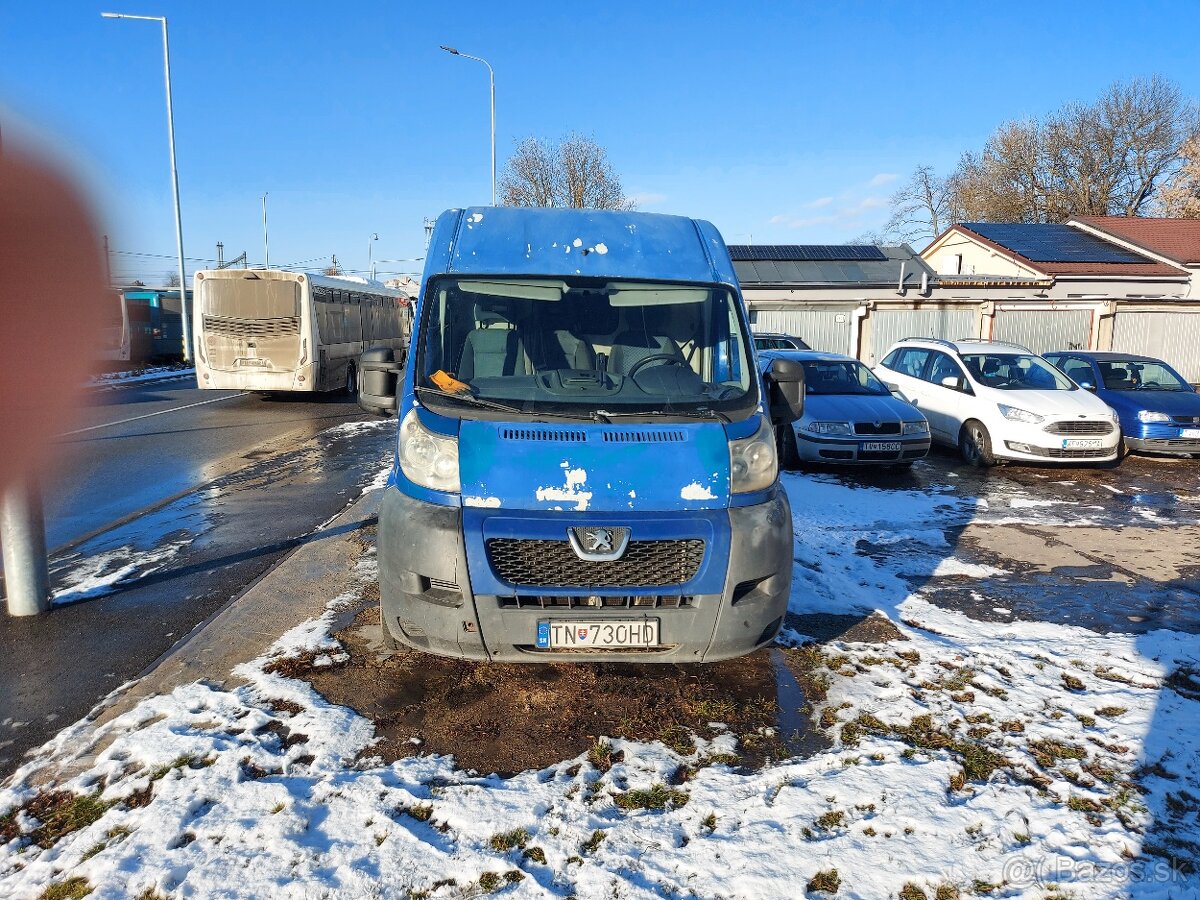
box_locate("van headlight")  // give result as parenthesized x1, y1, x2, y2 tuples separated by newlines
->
(997, 404, 1044, 424)
(1137, 410, 1171, 423)
(399, 408, 459, 492)
(730, 417, 778, 494)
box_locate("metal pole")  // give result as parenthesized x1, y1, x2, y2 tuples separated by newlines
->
(1, 479, 51, 616)
(159, 18, 191, 361)
(440, 46, 495, 205)
(262, 193, 269, 269)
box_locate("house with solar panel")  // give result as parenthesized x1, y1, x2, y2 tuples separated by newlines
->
(922, 222, 1193, 376)
(732, 243, 979, 365)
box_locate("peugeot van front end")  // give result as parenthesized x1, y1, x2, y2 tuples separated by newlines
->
(361, 207, 803, 662)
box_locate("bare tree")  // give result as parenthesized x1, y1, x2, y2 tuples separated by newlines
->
(888, 77, 1199, 229)
(883, 166, 962, 246)
(1155, 133, 1200, 217)
(500, 133, 633, 210)
(163, 270, 182, 287)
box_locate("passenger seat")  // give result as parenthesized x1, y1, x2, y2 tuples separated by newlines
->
(458, 301, 529, 380)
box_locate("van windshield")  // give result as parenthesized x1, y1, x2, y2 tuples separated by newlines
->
(415, 276, 757, 420)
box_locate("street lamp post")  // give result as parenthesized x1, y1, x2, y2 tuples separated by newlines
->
(439, 45, 495, 206)
(101, 11, 191, 361)
(262, 192, 269, 269)
(368, 232, 378, 280)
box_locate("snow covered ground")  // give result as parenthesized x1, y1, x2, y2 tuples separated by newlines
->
(88, 366, 195, 389)
(2, 469, 1198, 899)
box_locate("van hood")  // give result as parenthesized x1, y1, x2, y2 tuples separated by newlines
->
(456, 420, 732, 512)
(988, 388, 1113, 420)
(803, 393, 921, 423)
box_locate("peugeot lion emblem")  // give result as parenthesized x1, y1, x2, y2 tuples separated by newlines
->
(568, 526, 631, 562)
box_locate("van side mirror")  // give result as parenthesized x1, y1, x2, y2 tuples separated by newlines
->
(767, 358, 805, 424)
(358, 346, 403, 416)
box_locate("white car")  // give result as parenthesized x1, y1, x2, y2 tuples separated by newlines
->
(874, 338, 1120, 466)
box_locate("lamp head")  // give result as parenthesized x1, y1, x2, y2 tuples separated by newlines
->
(439, 45, 459, 55)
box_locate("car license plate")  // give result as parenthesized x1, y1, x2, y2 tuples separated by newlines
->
(1062, 438, 1103, 449)
(536, 619, 660, 650)
(1181, 428, 1200, 439)
(862, 441, 901, 452)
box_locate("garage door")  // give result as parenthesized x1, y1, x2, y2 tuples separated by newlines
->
(750, 308, 855, 355)
(992, 309, 1092, 355)
(864, 308, 976, 364)
(1112, 311, 1200, 383)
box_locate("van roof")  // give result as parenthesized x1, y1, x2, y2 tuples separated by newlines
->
(425, 207, 738, 286)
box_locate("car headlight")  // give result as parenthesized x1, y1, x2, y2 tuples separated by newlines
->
(806, 421, 854, 436)
(1137, 410, 1171, 423)
(902, 420, 929, 435)
(398, 408, 460, 492)
(997, 404, 1044, 424)
(730, 417, 778, 494)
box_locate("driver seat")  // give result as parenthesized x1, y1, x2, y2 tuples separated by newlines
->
(609, 307, 685, 376)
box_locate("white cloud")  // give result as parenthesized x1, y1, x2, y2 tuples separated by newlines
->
(858, 196, 888, 210)
(869, 173, 898, 187)
(627, 191, 667, 207)
(806, 196, 834, 208)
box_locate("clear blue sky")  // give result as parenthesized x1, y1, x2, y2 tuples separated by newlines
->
(3, 0, 1199, 283)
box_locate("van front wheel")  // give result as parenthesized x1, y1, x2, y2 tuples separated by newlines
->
(959, 420, 995, 468)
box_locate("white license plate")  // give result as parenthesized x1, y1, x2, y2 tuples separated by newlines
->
(862, 441, 901, 452)
(536, 619, 660, 650)
(1062, 438, 1103, 449)
(1181, 428, 1200, 439)
(237, 357, 268, 367)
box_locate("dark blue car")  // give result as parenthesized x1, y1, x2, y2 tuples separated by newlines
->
(1044, 351, 1200, 457)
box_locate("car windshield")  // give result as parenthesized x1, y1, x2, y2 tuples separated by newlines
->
(960, 353, 1076, 391)
(1098, 359, 1190, 392)
(415, 276, 757, 419)
(802, 359, 889, 396)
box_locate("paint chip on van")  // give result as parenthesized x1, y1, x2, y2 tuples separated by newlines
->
(681, 482, 716, 500)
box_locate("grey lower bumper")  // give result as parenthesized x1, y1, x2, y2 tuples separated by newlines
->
(1125, 437, 1200, 455)
(376, 486, 793, 663)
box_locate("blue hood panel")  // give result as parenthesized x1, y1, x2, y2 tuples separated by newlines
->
(803, 393, 920, 422)
(457, 421, 731, 512)
(1101, 388, 1200, 418)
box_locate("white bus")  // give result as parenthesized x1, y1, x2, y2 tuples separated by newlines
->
(192, 269, 411, 394)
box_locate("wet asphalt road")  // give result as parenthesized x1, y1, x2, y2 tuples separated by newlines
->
(0, 379, 396, 776)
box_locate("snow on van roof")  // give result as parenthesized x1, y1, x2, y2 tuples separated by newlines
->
(425, 207, 738, 286)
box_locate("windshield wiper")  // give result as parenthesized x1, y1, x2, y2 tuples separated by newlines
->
(415, 386, 609, 423)
(595, 407, 732, 424)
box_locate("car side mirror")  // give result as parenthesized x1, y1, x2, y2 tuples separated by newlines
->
(767, 357, 805, 424)
(358, 346, 404, 416)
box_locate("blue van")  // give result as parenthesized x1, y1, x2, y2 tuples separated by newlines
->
(358, 207, 804, 662)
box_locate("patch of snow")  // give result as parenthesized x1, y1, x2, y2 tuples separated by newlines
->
(53, 539, 192, 605)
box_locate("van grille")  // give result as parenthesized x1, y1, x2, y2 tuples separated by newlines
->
(203, 315, 301, 339)
(499, 595, 693, 610)
(486, 538, 704, 588)
(1044, 421, 1114, 435)
(501, 427, 587, 443)
(602, 430, 686, 443)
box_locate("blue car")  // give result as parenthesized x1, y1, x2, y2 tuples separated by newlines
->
(760, 350, 930, 468)
(1044, 351, 1200, 457)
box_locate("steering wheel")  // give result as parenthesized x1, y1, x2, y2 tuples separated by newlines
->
(627, 354, 689, 379)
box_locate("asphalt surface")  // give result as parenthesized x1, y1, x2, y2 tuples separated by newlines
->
(0, 378, 396, 776)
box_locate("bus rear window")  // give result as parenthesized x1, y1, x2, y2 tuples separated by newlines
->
(203, 279, 299, 319)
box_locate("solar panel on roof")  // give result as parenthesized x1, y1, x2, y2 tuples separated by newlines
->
(726, 244, 887, 262)
(963, 223, 1152, 264)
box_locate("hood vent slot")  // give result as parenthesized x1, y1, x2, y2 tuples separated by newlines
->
(603, 430, 685, 443)
(501, 427, 587, 443)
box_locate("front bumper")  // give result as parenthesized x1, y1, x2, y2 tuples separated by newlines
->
(1125, 422, 1200, 455)
(992, 417, 1119, 462)
(376, 486, 793, 663)
(795, 430, 930, 464)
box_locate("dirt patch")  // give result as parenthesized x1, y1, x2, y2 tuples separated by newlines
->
(787, 611, 908, 644)
(299, 605, 840, 776)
